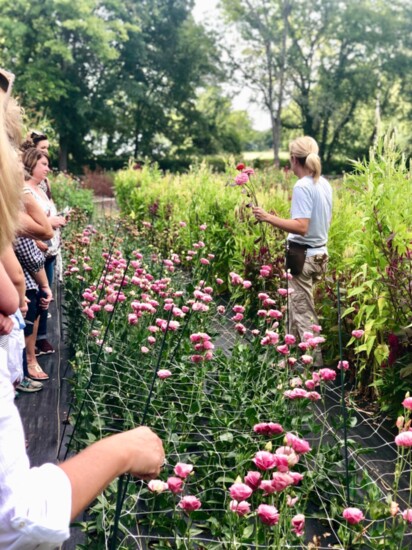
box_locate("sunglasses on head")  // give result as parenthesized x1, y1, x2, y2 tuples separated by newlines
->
(0, 68, 15, 100)
(31, 131, 48, 143)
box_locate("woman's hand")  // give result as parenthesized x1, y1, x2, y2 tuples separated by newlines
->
(39, 285, 53, 310)
(0, 313, 13, 335)
(121, 426, 165, 480)
(36, 240, 49, 253)
(252, 206, 271, 223)
(49, 215, 66, 229)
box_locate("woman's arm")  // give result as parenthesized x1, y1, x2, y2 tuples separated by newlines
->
(0, 260, 19, 315)
(19, 193, 53, 240)
(252, 207, 310, 236)
(59, 426, 165, 520)
(0, 245, 26, 311)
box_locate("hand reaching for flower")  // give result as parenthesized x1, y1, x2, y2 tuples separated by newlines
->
(252, 206, 271, 223)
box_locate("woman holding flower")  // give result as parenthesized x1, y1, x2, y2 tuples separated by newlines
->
(253, 136, 332, 362)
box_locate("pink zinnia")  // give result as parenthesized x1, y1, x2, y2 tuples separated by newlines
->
(157, 369, 172, 379)
(235, 173, 249, 185)
(167, 476, 183, 493)
(253, 451, 277, 470)
(244, 471, 262, 491)
(352, 329, 365, 339)
(318, 368, 336, 381)
(402, 397, 412, 410)
(178, 495, 202, 512)
(257, 504, 280, 526)
(395, 431, 412, 447)
(402, 509, 412, 522)
(174, 463, 193, 479)
(291, 514, 305, 536)
(271, 472, 294, 492)
(229, 482, 253, 501)
(230, 500, 251, 516)
(285, 433, 311, 454)
(337, 360, 349, 370)
(343, 507, 364, 525)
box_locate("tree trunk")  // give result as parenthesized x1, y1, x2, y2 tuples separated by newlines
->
(58, 136, 68, 172)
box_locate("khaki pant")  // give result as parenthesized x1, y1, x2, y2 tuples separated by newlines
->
(288, 254, 328, 365)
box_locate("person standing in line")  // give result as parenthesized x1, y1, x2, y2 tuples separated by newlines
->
(252, 136, 332, 364)
(0, 68, 165, 549)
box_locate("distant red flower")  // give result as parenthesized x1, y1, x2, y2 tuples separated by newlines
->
(236, 162, 245, 171)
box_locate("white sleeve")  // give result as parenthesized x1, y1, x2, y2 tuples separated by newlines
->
(0, 354, 72, 549)
(10, 463, 72, 548)
(290, 185, 313, 219)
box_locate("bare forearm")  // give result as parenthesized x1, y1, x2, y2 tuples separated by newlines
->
(58, 426, 164, 521)
(0, 261, 19, 314)
(0, 245, 26, 307)
(259, 213, 308, 236)
(59, 435, 130, 520)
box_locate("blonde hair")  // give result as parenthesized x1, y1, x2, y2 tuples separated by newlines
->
(5, 97, 23, 148)
(0, 92, 23, 254)
(289, 136, 322, 182)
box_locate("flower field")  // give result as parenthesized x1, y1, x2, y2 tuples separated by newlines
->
(58, 138, 412, 549)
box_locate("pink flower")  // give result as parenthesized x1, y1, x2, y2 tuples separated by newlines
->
(216, 278, 223, 285)
(179, 221, 187, 227)
(257, 504, 280, 526)
(289, 472, 304, 485)
(278, 288, 288, 296)
(284, 388, 309, 400)
(259, 479, 277, 494)
(271, 472, 294, 491)
(178, 496, 202, 512)
(352, 329, 365, 339)
(276, 344, 290, 355)
(292, 514, 305, 536)
(235, 173, 249, 185)
(337, 360, 349, 370)
(167, 477, 184, 493)
(243, 167, 255, 175)
(231, 313, 244, 322)
(199, 224, 207, 230)
(235, 323, 247, 335)
(284, 334, 296, 345)
(310, 324, 322, 333)
(141, 346, 149, 354)
(395, 431, 412, 447)
(253, 422, 284, 436)
(157, 369, 172, 379)
(402, 509, 412, 522)
(148, 479, 168, 493)
(301, 354, 313, 365)
(253, 451, 277, 470)
(402, 397, 412, 410)
(229, 483, 253, 500)
(244, 471, 262, 491)
(305, 379, 316, 390)
(287, 495, 299, 507)
(343, 507, 364, 525)
(230, 500, 251, 516)
(243, 280, 252, 289)
(318, 368, 336, 381)
(174, 463, 193, 479)
(307, 391, 321, 401)
(285, 433, 311, 454)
